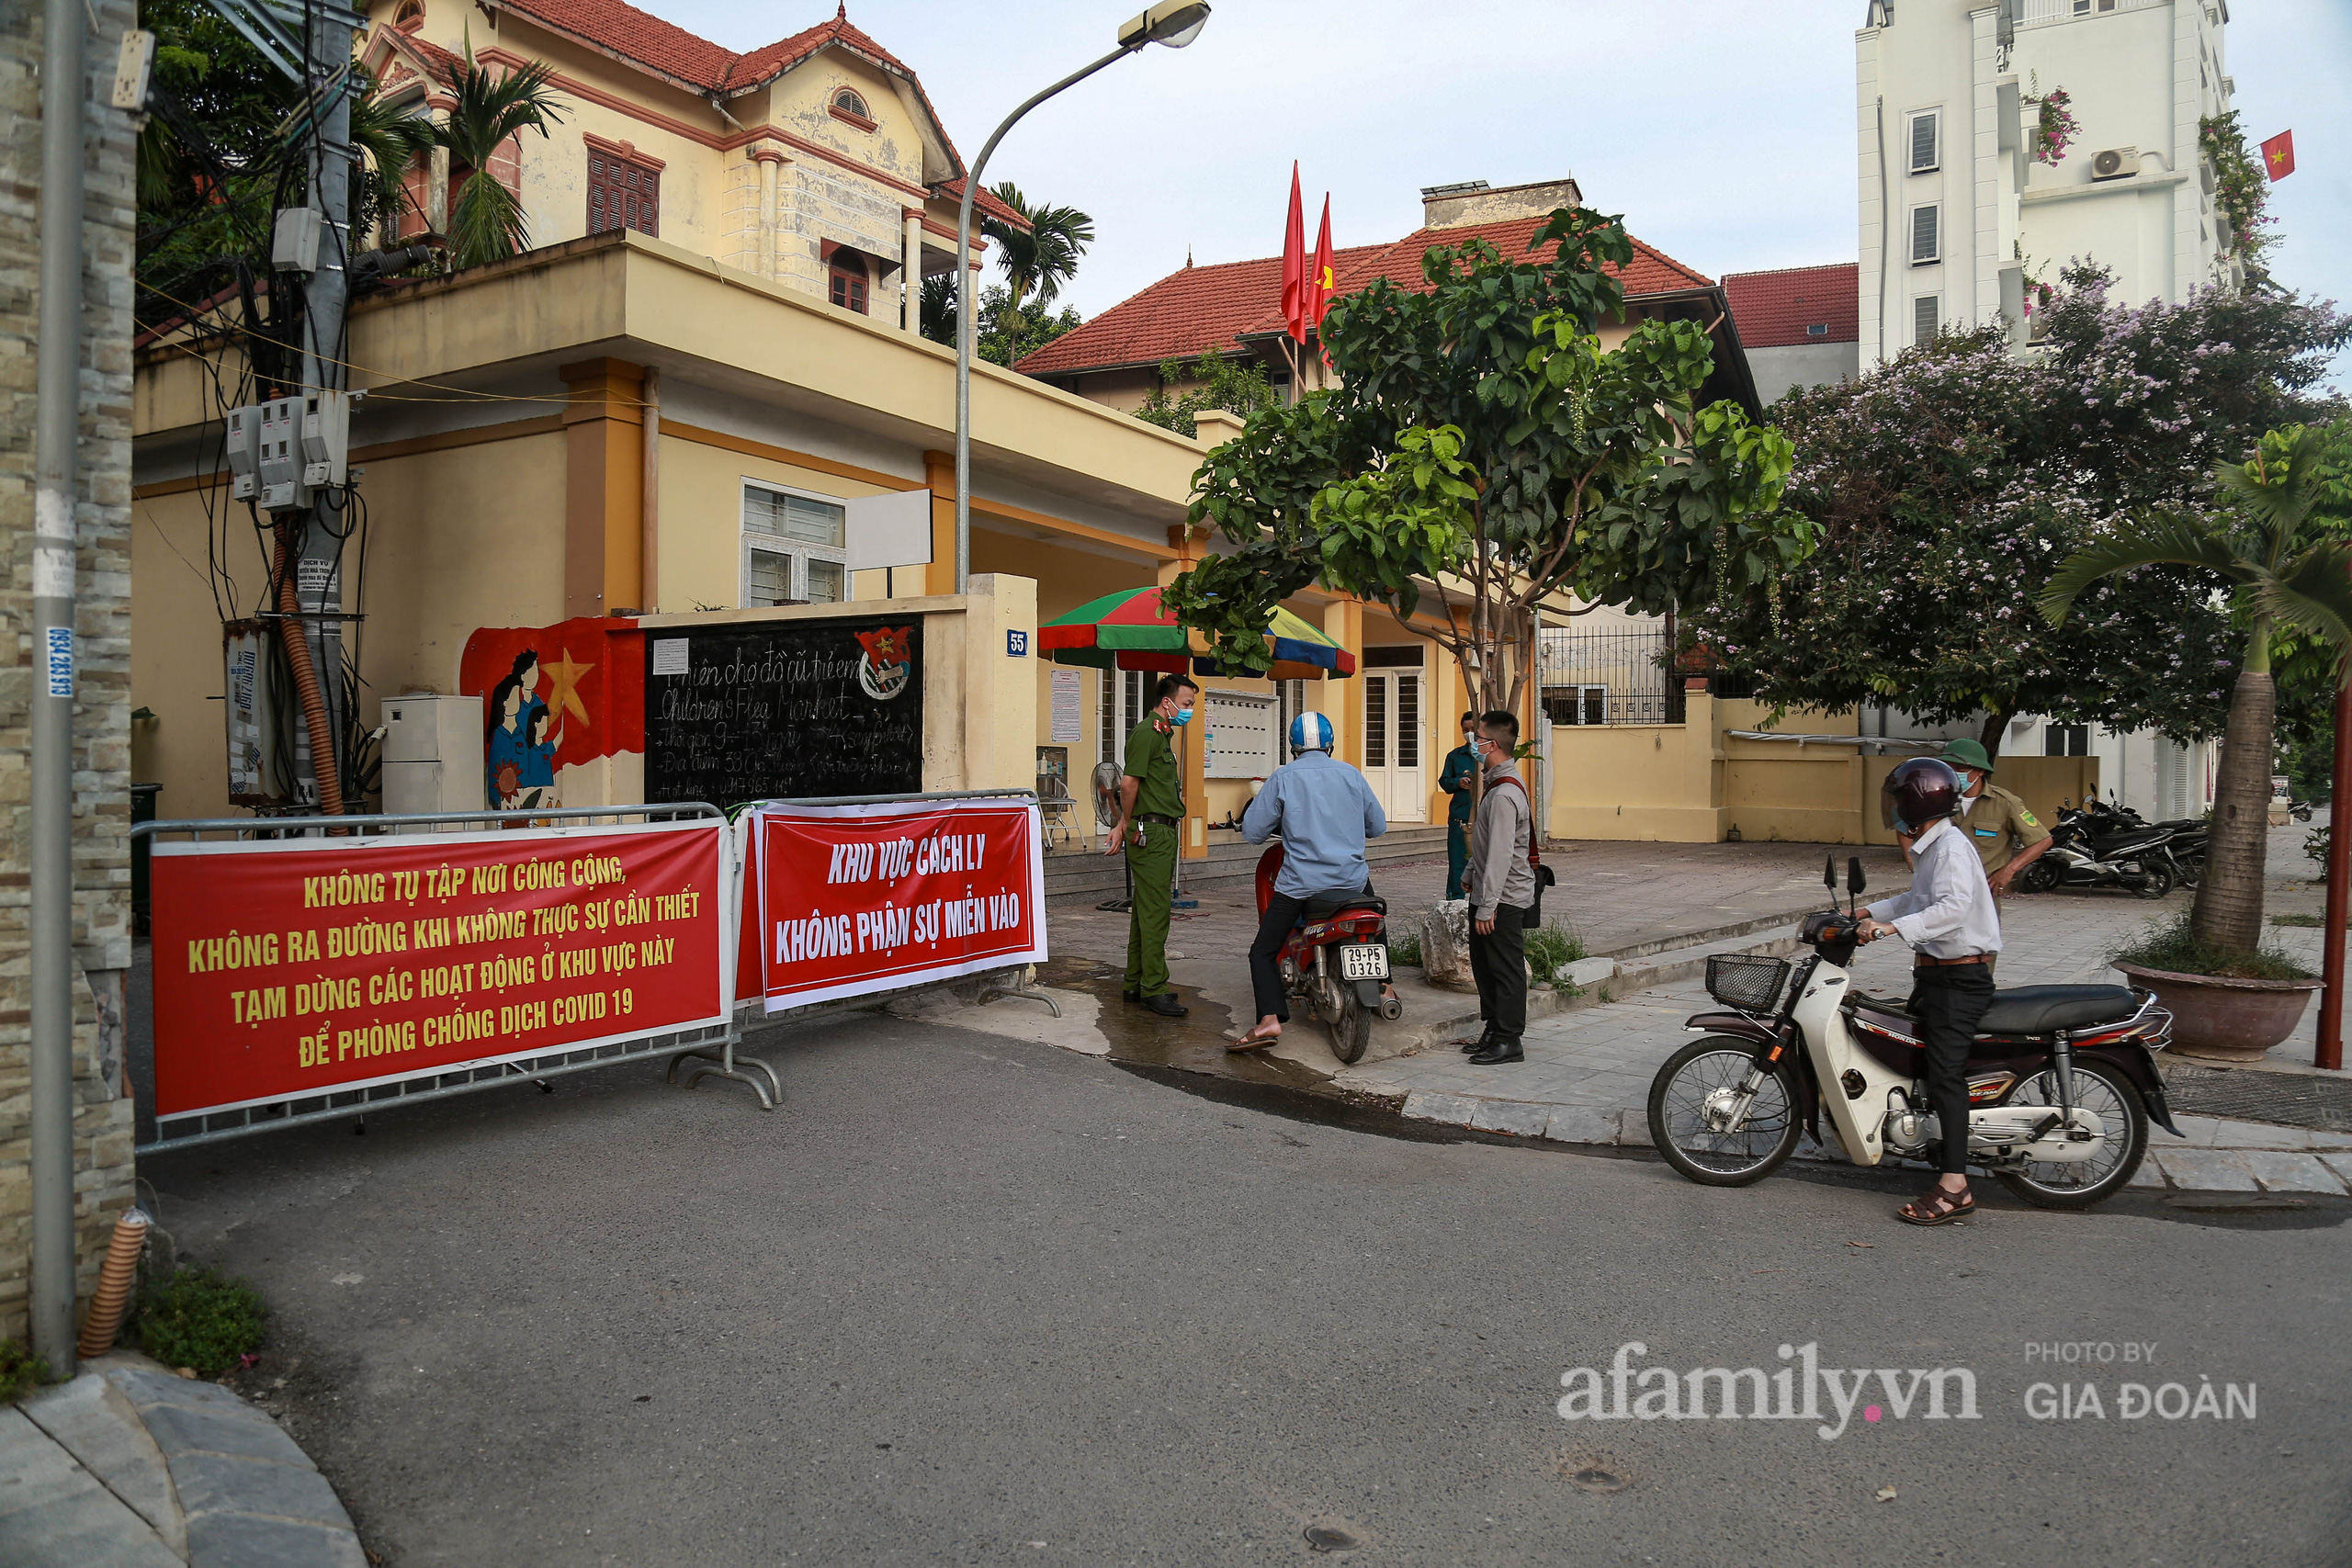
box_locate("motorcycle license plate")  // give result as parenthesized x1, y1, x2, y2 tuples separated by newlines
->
(1337, 943, 1389, 981)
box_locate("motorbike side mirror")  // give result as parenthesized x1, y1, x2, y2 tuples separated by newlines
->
(1824, 853, 1838, 894)
(1847, 856, 1867, 898)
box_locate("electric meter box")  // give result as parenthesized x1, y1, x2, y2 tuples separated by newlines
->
(223, 619, 289, 807)
(300, 389, 349, 488)
(255, 395, 307, 512)
(223, 406, 262, 501)
(381, 694, 484, 817)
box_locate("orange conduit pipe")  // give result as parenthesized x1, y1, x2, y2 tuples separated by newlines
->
(77, 1207, 149, 1359)
(271, 521, 345, 817)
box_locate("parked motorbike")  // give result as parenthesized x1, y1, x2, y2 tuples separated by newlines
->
(1252, 844, 1401, 1065)
(1646, 855, 2180, 1209)
(2061, 794, 2207, 887)
(2018, 807, 2176, 898)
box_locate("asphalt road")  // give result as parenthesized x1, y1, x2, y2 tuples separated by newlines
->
(141, 1014, 2352, 1567)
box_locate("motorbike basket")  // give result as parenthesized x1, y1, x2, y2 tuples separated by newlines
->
(1705, 954, 1792, 1013)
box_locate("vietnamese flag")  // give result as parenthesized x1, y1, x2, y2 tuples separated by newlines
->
(1308, 194, 1336, 333)
(1280, 163, 1307, 343)
(2261, 130, 2295, 181)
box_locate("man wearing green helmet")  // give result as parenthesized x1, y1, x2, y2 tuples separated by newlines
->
(1939, 737, 2052, 898)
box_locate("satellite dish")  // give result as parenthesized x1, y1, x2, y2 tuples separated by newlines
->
(1091, 762, 1125, 828)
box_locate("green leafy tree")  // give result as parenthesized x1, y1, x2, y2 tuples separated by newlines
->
(416, 40, 568, 269)
(921, 278, 1080, 367)
(1690, 264, 2352, 756)
(982, 182, 1093, 314)
(135, 0, 428, 327)
(1163, 209, 1807, 716)
(1131, 353, 1281, 434)
(2044, 423, 2352, 956)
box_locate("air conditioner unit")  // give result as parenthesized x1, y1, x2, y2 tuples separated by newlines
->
(2090, 147, 2141, 181)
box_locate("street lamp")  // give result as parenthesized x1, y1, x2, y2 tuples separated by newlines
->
(951, 2, 1211, 592)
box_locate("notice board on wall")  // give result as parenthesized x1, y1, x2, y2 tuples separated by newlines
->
(644, 617, 923, 807)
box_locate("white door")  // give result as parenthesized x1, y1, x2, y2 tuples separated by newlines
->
(1361, 671, 1426, 823)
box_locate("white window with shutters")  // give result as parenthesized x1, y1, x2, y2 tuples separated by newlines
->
(1909, 204, 1941, 265)
(1906, 109, 1940, 175)
(741, 479, 849, 607)
(1914, 294, 1941, 344)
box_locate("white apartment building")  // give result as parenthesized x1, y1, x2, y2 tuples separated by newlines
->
(1856, 0, 2233, 818)
(1857, 0, 2240, 365)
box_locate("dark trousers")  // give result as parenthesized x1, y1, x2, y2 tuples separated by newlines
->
(1467, 905, 1531, 1042)
(1909, 964, 1996, 1176)
(1248, 883, 1376, 1022)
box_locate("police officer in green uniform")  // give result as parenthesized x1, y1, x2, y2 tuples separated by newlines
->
(1102, 673, 1199, 1017)
(1941, 738, 2052, 896)
(1437, 712, 1478, 900)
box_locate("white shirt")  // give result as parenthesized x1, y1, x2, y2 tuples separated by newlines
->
(1866, 818, 2002, 959)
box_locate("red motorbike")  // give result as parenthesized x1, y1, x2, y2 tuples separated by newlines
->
(1253, 844, 1402, 1064)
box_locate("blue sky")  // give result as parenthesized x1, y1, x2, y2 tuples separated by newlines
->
(647, 0, 2348, 389)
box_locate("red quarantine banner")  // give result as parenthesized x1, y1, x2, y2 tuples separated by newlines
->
(754, 797, 1047, 1010)
(149, 820, 730, 1119)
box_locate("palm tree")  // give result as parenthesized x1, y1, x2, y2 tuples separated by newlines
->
(419, 40, 568, 269)
(982, 182, 1093, 315)
(2041, 423, 2352, 954)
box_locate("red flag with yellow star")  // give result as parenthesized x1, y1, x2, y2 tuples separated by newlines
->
(2261, 130, 2295, 181)
(1280, 164, 1307, 344)
(1308, 194, 1336, 333)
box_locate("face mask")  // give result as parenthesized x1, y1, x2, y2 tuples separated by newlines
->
(1171, 706, 1194, 728)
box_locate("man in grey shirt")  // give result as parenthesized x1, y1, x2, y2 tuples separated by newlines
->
(1464, 709, 1537, 1065)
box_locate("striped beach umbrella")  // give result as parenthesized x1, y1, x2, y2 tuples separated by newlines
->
(1036, 585, 1357, 681)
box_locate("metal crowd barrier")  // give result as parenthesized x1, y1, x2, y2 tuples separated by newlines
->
(130, 802, 776, 1153)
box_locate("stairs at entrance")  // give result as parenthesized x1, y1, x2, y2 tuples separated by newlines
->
(1044, 823, 1452, 904)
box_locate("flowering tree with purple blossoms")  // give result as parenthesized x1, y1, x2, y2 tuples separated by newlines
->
(1690, 264, 2352, 758)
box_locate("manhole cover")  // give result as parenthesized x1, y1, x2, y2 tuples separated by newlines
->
(2161, 1064, 2352, 1134)
(1304, 1524, 1361, 1552)
(1568, 1466, 1630, 1494)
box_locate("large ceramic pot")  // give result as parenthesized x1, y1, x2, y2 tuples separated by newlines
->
(2113, 962, 2321, 1062)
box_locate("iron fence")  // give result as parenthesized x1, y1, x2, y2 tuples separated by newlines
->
(1539, 626, 1686, 726)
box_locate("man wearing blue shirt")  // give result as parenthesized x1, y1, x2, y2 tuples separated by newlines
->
(1232, 712, 1387, 1048)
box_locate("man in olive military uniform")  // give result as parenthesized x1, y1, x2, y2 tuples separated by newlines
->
(1942, 737, 2052, 897)
(1437, 712, 1478, 900)
(1102, 674, 1199, 1017)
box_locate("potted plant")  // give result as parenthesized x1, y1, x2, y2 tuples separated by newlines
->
(2109, 915, 2317, 1060)
(2042, 423, 2352, 1058)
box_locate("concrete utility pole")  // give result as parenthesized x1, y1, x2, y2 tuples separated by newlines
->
(30, 0, 87, 1379)
(291, 1, 362, 810)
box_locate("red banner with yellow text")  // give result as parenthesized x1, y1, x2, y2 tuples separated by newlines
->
(754, 797, 1047, 1010)
(150, 820, 730, 1118)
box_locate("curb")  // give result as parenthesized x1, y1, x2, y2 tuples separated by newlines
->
(1395, 1090, 2352, 1193)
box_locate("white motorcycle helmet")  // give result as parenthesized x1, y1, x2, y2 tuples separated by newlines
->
(1288, 712, 1336, 753)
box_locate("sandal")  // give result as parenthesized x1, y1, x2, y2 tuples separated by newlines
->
(1896, 1188, 1975, 1226)
(1227, 1025, 1283, 1053)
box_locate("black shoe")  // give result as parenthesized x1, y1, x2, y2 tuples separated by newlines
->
(1468, 1039, 1523, 1066)
(1461, 1027, 1495, 1054)
(1123, 989, 1143, 1005)
(1146, 992, 1188, 1018)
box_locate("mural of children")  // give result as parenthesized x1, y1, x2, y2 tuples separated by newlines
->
(517, 704, 561, 804)
(485, 649, 542, 808)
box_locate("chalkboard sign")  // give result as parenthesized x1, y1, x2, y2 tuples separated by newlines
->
(643, 617, 922, 807)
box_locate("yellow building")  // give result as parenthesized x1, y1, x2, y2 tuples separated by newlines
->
(135, 3, 2059, 856)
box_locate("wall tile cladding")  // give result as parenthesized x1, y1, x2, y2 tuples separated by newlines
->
(0, 0, 141, 1341)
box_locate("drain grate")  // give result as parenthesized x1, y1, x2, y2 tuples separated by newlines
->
(2160, 1063, 2352, 1134)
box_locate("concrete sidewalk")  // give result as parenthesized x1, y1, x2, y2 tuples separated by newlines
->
(1330, 818, 2352, 1193)
(0, 1356, 362, 1568)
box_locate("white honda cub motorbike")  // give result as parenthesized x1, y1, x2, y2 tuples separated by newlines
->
(1645, 856, 2181, 1210)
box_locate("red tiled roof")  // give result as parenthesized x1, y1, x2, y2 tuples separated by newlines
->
(1720, 263, 1859, 348)
(936, 177, 1034, 236)
(1018, 216, 1716, 378)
